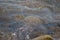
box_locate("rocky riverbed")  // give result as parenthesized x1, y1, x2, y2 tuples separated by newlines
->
(0, 0, 60, 40)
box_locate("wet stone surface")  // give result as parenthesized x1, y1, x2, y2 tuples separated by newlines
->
(0, 0, 60, 40)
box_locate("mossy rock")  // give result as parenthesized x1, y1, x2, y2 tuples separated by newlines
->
(32, 35, 53, 40)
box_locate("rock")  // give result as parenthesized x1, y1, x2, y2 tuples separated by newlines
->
(11, 14, 25, 22)
(0, 7, 3, 13)
(24, 15, 44, 25)
(32, 35, 53, 40)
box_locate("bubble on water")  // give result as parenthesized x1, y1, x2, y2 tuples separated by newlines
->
(12, 33, 16, 36)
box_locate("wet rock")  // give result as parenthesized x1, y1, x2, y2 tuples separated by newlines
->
(0, 0, 60, 40)
(11, 14, 25, 22)
(24, 15, 44, 25)
(32, 35, 53, 40)
(0, 7, 6, 13)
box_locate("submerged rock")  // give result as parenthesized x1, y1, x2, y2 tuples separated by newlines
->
(24, 15, 44, 25)
(11, 14, 25, 22)
(0, 0, 60, 40)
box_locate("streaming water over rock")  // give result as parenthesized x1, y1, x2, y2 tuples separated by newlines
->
(0, 0, 60, 40)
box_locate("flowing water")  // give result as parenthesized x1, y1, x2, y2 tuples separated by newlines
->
(0, 0, 60, 40)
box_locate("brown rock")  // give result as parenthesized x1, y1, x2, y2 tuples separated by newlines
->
(32, 35, 53, 40)
(24, 16, 44, 25)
